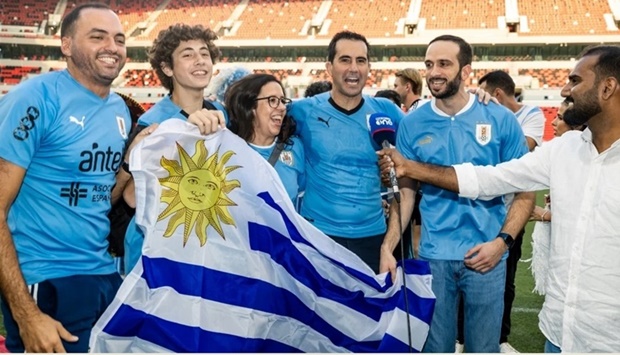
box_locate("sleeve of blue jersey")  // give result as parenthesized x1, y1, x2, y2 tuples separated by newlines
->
(395, 116, 417, 161)
(0, 85, 49, 169)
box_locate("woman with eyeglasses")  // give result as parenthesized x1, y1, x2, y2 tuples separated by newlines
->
(226, 74, 305, 207)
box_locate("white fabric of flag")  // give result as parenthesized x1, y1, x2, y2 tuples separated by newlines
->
(90, 119, 435, 353)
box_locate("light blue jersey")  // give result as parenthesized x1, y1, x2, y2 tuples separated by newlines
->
(0, 70, 131, 285)
(137, 95, 228, 126)
(397, 95, 528, 261)
(124, 96, 228, 272)
(249, 137, 305, 205)
(288, 93, 405, 238)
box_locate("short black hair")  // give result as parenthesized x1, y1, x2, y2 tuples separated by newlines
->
(579, 45, 620, 84)
(374, 90, 402, 107)
(327, 31, 370, 63)
(304, 81, 332, 97)
(478, 70, 515, 96)
(428, 35, 473, 68)
(61, 2, 111, 38)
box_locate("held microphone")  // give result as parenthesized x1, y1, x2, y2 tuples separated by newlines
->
(367, 112, 400, 203)
(367, 112, 412, 352)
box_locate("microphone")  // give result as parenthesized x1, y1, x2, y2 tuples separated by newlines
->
(367, 112, 412, 352)
(367, 113, 400, 203)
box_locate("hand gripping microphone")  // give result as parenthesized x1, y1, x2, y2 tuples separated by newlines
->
(368, 112, 412, 352)
(367, 112, 400, 203)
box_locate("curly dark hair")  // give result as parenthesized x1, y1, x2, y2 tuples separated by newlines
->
(148, 24, 221, 92)
(225, 73, 296, 147)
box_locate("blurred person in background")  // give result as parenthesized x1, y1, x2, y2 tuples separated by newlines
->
(304, 80, 332, 98)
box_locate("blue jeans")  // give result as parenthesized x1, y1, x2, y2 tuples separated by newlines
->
(545, 339, 561, 353)
(422, 259, 506, 353)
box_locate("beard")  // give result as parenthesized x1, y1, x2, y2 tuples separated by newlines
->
(70, 45, 123, 86)
(563, 86, 601, 127)
(428, 72, 462, 99)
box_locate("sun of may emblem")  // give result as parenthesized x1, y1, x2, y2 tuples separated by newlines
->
(158, 140, 241, 246)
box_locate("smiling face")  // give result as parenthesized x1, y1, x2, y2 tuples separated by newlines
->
(163, 39, 214, 93)
(424, 40, 468, 99)
(326, 39, 369, 101)
(252, 81, 286, 146)
(61, 8, 126, 95)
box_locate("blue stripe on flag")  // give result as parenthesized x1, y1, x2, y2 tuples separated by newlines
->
(248, 221, 435, 323)
(103, 304, 302, 353)
(257, 191, 432, 282)
(139, 256, 383, 352)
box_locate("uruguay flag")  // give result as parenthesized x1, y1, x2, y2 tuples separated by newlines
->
(90, 119, 435, 352)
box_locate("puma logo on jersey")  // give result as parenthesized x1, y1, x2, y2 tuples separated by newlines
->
(317, 116, 332, 127)
(69, 115, 86, 130)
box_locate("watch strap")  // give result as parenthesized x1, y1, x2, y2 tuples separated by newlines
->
(497, 232, 514, 249)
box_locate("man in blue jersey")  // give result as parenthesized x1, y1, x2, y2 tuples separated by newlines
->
(379, 35, 535, 353)
(287, 31, 405, 273)
(0, 3, 142, 353)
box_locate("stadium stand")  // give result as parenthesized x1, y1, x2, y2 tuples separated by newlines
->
(0, 65, 41, 84)
(519, 0, 614, 35)
(123, 69, 162, 88)
(318, 0, 408, 38)
(518, 68, 570, 88)
(0, 0, 612, 141)
(0, 0, 57, 27)
(235, 0, 323, 39)
(420, 0, 504, 30)
(139, 0, 240, 41)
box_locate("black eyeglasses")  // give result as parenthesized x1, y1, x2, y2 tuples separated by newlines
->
(255, 96, 292, 108)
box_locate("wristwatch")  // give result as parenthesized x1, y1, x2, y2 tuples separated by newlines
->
(497, 232, 515, 249)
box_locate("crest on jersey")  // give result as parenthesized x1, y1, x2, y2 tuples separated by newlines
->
(475, 124, 492, 146)
(279, 151, 293, 166)
(116, 116, 128, 139)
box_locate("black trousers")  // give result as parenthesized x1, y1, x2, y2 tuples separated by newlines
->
(501, 230, 524, 343)
(456, 230, 524, 344)
(329, 233, 384, 274)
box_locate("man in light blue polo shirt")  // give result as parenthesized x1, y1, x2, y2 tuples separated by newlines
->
(380, 35, 534, 353)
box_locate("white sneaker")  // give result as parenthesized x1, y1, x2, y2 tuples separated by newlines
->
(500, 342, 519, 353)
(455, 341, 464, 353)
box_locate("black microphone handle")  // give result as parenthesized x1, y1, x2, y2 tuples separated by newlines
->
(381, 140, 401, 203)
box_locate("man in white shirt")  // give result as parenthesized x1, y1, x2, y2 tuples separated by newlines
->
(379, 44, 620, 353)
